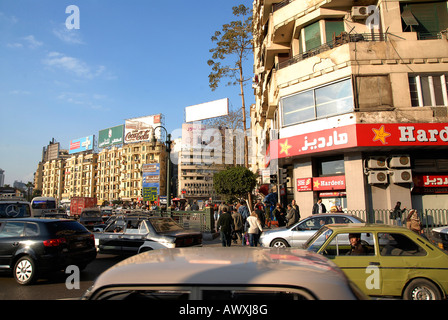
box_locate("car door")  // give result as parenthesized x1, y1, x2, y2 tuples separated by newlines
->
(320, 231, 382, 297)
(120, 220, 148, 254)
(290, 217, 326, 247)
(0, 221, 26, 267)
(98, 218, 125, 254)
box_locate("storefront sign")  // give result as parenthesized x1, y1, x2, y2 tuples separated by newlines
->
(313, 176, 346, 191)
(266, 123, 448, 165)
(297, 178, 312, 192)
(414, 174, 448, 188)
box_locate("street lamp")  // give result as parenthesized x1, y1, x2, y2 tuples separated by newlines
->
(151, 126, 172, 210)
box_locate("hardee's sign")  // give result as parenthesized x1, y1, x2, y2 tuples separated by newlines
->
(266, 123, 448, 165)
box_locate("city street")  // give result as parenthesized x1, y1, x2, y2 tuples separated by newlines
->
(0, 236, 222, 300)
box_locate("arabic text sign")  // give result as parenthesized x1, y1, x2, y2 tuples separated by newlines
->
(414, 175, 448, 188)
(297, 178, 312, 192)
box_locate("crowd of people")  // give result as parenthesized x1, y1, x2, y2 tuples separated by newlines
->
(215, 198, 301, 247)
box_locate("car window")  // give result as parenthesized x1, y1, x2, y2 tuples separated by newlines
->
(332, 216, 352, 224)
(149, 218, 183, 233)
(378, 233, 426, 256)
(124, 220, 148, 234)
(25, 223, 39, 236)
(0, 203, 31, 218)
(0, 222, 25, 237)
(323, 232, 375, 256)
(105, 218, 126, 233)
(298, 217, 325, 231)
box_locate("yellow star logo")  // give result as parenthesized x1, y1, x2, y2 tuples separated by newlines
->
(372, 125, 391, 145)
(279, 139, 292, 156)
(314, 180, 320, 189)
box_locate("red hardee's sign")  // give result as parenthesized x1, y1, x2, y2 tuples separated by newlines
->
(414, 174, 448, 188)
(267, 123, 448, 165)
(296, 176, 346, 192)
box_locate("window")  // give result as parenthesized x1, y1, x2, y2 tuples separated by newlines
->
(317, 156, 345, 176)
(409, 74, 448, 107)
(323, 232, 375, 256)
(379, 233, 426, 256)
(401, 2, 448, 39)
(0, 222, 25, 238)
(281, 79, 354, 126)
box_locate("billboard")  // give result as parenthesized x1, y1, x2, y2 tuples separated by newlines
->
(142, 163, 160, 202)
(69, 135, 94, 154)
(124, 114, 162, 144)
(98, 125, 124, 148)
(185, 98, 229, 123)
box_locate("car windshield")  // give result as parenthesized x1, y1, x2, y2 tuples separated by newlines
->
(82, 211, 101, 217)
(0, 203, 32, 218)
(304, 227, 333, 252)
(47, 221, 89, 235)
(149, 218, 183, 233)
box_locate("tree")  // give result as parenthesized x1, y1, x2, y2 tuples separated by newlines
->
(213, 166, 257, 200)
(207, 4, 253, 168)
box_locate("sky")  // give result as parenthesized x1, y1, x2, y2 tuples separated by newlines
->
(0, 0, 255, 186)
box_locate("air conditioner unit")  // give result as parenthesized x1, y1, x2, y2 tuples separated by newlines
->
(368, 171, 388, 184)
(390, 169, 412, 184)
(389, 156, 411, 168)
(367, 157, 387, 169)
(352, 6, 370, 19)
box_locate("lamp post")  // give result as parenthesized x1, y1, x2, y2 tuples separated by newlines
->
(151, 126, 172, 210)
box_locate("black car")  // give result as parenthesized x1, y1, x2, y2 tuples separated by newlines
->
(96, 215, 202, 255)
(0, 218, 97, 285)
(79, 208, 103, 230)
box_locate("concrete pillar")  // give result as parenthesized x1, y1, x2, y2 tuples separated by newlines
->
(345, 152, 368, 211)
(293, 157, 314, 218)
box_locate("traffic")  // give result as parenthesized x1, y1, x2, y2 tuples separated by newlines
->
(0, 195, 447, 301)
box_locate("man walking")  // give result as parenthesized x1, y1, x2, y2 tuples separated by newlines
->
(217, 205, 234, 247)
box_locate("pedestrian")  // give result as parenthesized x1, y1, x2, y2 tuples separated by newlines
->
(272, 203, 286, 227)
(231, 208, 244, 245)
(312, 199, 326, 214)
(238, 200, 250, 221)
(246, 211, 263, 247)
(291, 199, 301, 221)
(391, 201, 406, 226)
(253, 199, 265, 212)
(406, 209, 423, 235)
(217, 205, 234, 247)
(191, 201, 199, 211)
(255, 207, 266, 229)
(286, 204, 299, 227)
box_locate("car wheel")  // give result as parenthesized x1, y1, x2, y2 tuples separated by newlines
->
(14, 256, 37, 285)
(403, 279, 442, 300)
(271, 239, 289, 248)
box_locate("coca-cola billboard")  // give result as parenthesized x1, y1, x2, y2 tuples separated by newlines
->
(124, 114, 162, 144)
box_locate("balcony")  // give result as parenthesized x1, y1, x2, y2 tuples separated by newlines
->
(277, 32, 387, 70)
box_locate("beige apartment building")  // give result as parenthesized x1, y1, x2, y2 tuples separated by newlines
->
(252, 0, 448, 217)
(39, 141, 167, 205)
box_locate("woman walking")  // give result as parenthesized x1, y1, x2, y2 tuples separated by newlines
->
(246, 211, 263, 247)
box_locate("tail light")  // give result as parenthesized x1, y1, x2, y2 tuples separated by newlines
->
(43, 238, 66, 247)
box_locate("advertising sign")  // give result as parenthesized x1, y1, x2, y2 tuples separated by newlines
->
(414, 174, 448, 188)
(296, 178, 312, 192)
(312, 176, 346, 191)
(185, 98, 229, 123)
(266, 123, 448, 165)
(69, 135, 94, 154)
(124, 114, 162, 144)
(98, 125, 124, 148)
(142, 163, 160, 202)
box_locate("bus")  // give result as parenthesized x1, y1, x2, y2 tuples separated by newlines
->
(31, 197, 58, 217)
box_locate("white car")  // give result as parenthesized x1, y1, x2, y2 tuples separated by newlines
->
(259, 213, 365, 248)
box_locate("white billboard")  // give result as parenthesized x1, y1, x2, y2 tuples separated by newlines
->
(185, 98, 229, 123)
(124, 114, 162, 144)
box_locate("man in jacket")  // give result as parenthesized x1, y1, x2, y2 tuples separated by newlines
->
(217, 205, 234, 247)
(286, 204, 299, 227)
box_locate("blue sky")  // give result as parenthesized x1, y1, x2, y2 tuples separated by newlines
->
(0, 0, 254, 185)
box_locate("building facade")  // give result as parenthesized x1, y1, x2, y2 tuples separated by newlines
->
(252, 0, 448, 217)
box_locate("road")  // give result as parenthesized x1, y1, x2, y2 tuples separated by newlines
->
(0, 237, 222, 300)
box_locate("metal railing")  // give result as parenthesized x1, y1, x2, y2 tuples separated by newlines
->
(277, 33, 387, 70)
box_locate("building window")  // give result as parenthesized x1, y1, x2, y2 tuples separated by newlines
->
(316, 156, 345, 177)
(409, 74, 448, 107)
(281, 78, 354, 127)
(401, 2, 448, 39)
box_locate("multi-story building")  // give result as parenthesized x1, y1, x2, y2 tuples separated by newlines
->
(62, 153, 98, 200)
(96, 147, 122, 204)
(119, 141, 167, 203)
(42, 157, 67, 199)
(252, 0, 448, 217)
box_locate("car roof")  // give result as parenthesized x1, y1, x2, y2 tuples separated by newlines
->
(0, 218, 72, 223)
(89, 247, 360, 300)
(322, 223, 418, 232)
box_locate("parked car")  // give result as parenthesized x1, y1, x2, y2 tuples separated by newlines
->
(79, 208, 103, 230)
(430, 226, 448, 251)
(0, 218, 96, 285)
(82, 247, 368, 300)
(0, 198, 32, 218)
(304, 223, 448, 300)
(95, 215, 202, 255)
(259, 213, 365, 248)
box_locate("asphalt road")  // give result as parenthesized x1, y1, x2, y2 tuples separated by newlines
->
(0, 237, 222, 300)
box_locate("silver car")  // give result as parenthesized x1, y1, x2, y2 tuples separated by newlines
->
(82, 247, 367, 300)
(259, 213, 365, 248)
